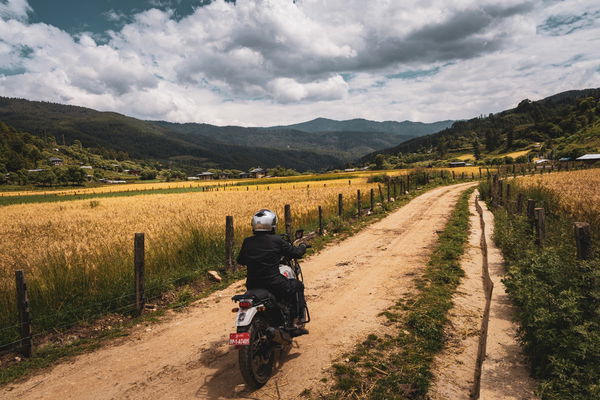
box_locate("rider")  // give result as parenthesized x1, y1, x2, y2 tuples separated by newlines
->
(236, 209, 309, 336)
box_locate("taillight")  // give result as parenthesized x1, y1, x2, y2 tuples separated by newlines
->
(239, 301, 252, 309)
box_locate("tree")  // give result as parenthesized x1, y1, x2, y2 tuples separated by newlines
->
(59, 165, 86, 185)
(472, 140, 481, 160)
(374, 154, 386, 170)
(37, 169, 57, 186)
(140, 169, 157, 180)
(436, 139, 448, 158)
(506, 131, 514, 149)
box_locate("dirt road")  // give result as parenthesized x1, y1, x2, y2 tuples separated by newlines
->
(2, 182, 474, 400)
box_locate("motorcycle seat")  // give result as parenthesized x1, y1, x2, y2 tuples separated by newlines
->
(232, 288, 277, 303)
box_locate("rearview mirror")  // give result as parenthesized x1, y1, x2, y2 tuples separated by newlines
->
(294, 229, 304, 239)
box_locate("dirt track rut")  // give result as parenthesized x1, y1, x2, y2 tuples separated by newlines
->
(2, 182, 474, 400)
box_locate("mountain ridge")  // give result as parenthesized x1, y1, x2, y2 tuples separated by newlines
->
(266, 117, 454, 136)
(0, 97, 449, 171)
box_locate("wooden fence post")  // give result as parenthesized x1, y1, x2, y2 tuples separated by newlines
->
(516, 193, 524, 214)
(526, 199, 536, 231)
(225, 216, 234, 270)
(378, 184, 385, 206)
(386, 180, 391, 202)
(134, 233, 145, 316)
(318, 206, 324, 235)
(338, 194, 343, 217)
(370, 188, 375, 211)
(284, 204, 292, 237)
(452, 171, 456, 180)
(357, 190, 362, 217)
(15, 270, 32, 358)
(393, 180, 397, 199)
(574, 222, 592, 260)
(534, 208, 545, 247)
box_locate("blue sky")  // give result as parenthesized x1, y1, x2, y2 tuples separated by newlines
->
(26, 0, 211, 34)
(0, 0, 599, 126)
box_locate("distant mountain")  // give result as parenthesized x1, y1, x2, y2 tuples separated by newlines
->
(151, 121, 416, 161)
(268, 117, 453, 136)
(0, 97, 423, 171)
(0, 98, 340, 171)
(362, 88, 600, 163)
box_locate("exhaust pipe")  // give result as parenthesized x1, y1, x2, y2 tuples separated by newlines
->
(266, 327, 292, 345)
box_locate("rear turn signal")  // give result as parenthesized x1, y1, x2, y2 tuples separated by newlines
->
(239, 301, 252, 308)
(231, 307, 239, 312)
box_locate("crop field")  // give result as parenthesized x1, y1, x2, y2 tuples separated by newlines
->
(517, 169, 600, 227)
(0, 167, 483, 199)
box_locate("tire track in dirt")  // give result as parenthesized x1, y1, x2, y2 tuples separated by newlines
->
(1, 182, 475, 400)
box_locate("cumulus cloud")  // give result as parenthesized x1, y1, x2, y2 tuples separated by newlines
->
(0, 0, 30, 21)
(0, 0, 598, 126)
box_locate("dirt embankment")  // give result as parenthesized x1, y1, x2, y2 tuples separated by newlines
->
(1, 183, 474, 400)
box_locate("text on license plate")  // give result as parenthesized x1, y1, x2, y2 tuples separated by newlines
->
(229, 332, 250, 346)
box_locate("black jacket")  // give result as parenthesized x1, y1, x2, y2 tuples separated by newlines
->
(237, 232, 306, 288)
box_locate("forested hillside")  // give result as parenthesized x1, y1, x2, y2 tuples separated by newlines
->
(0, 122, 160, 186)
(0, 98, 428, 171)
(365, 88, 600, 165)
(0, 97, 343, 171)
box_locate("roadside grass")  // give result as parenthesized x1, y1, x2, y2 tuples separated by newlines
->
(0, 176, 473, 386)
(316, 187, 474, 399)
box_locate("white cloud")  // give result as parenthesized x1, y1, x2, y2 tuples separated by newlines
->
(0, 0, 31, 21)
(0, 0, 598, 126)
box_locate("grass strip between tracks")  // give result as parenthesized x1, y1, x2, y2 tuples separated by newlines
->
(0, 181, 469, 387)
(313, 186, 474, 400)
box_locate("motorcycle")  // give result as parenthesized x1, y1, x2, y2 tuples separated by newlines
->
(229, 229, 312, 389)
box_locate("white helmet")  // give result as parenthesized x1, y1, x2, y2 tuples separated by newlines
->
(252, 209, 278, 232)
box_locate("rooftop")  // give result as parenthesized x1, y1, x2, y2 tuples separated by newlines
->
(576, 154, 600, 160)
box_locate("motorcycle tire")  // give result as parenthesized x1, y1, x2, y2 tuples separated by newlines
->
(238, 315, 275, 389)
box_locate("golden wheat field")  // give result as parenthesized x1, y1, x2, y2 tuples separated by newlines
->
(518, 169, 600, 225)
(0, 167, 483, 198)
(0, 179, 378, 276)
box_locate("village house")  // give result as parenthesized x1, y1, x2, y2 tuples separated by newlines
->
(48, 157, 63, 166)
(249, 167, 266, 178)
(197, 171, 215, 180)
(576, 154, 600, 163)
(448, 161, 466, 167)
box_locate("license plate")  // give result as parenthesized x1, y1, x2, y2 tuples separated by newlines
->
(229, 332, 250, 346)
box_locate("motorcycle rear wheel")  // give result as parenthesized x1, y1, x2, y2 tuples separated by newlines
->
(238, 315, 275, 389)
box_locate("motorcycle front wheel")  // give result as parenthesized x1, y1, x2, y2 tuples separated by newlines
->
(238, 315, 275, 389)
